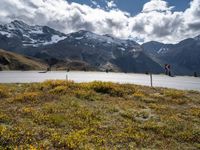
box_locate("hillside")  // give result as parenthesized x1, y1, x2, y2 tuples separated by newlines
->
(0, 49, 47, 70)
(0, 81, 199, 149)
(51, 60, 97, 71)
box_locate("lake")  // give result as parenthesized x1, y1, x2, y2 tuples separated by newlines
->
(0, 71, 200, 91)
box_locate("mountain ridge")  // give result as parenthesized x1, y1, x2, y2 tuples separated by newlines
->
(0, 20, 67, 47)
(142, 35, 200, 75)
(1, 20, 199, 75)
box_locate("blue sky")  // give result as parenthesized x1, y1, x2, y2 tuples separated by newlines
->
(68, 0, 191, 15)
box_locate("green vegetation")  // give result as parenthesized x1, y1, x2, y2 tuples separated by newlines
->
(0, 80, 200, 149)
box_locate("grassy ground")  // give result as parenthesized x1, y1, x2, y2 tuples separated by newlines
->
(0, 49, 47, 70)
(0, 80, 200, 149)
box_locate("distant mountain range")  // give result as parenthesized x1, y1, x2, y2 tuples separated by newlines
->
(0, 20, 199, 75)
(142, 35, 200, 75)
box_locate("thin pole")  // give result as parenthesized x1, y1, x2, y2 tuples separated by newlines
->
(150, 73, 153, 87)
(66, 74, 68, 81)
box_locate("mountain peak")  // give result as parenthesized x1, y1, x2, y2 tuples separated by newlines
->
(194, 34, 200, 41)
(77, 30, 90, 34)
(75, 30, 97, 37)
(9, 20, 30, 29)
(11, 20, 26, 25)
(0, 20, 67, 47)
(0, 20, 139, 49)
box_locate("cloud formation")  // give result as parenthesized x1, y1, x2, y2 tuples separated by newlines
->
(0, 0, 200, 44)
(142, 0, 174, 12)
(106, 0, 117, 9)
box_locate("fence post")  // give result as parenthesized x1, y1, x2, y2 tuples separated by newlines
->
(66, 74, 68, 81)
(150, 73, 153, 87)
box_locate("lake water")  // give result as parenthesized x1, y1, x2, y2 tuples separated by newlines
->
(0, 71, 200, 91)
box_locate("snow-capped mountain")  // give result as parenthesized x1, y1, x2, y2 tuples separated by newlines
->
(69, 30, 139, 48)
(0, 20, 142, 55)
(143, 34, 200, 57)
(142, 41, 173, 56)
(34, 30, 162, 73)
(1, 20, 199, 75)
(157, 47, 169, 54)
(194, 35, 200, 41)
(64, 30, 142, 53)
(0, 20, 163, 73)
(193, 35, 200, 48)
(142, 34, 200, 75)
(0, 20, 67, 47)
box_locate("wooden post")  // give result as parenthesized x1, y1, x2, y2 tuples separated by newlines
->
(194, 72, 198, 77)
(66, 74, 68, 81)
(150, 73, 153, 87)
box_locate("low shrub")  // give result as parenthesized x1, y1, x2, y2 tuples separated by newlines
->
(11, 92, 41, 103)
(0, 86, 8, 98)
(49, 86, 68, 95)
(0, 125, 6, 136)
(46, 114, 66, 126)
(178, 129, 200, 143)
(74, 90, 101, 101)
(189, 108, 200, 117)
(133, 91, 146, 100)
(21, 107, 35, 115)
(164, 90, 185, 99)
(0, 81, 199, 149)
(89, 82, 125, 97)
(65, 129, 88, 149)
(0, 112, 10, 124)
(40, 80, 74, 91)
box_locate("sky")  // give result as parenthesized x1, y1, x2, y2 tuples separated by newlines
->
(68, 0, 191, 15)
(0, 0, 199, 44)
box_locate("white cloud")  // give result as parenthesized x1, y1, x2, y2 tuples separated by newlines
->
(90, 0, 101, 8)
(107, 0, 117, 8)
(183, 0, 200, 35)
(131, 0, 200, 43)
(0, 0, 200, 44)
(142, 0, 174, 12)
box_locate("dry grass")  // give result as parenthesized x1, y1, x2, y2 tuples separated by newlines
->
(0, 49, 46, 70)
(0, 81, 199, 149)
(0, 86, 8, 98)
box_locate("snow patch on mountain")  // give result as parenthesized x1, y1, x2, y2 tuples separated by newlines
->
(157, 47, 169, 54)
(0, 20, 141, 55)
(0, 31, 12, 37)
(75, 36, 84, 40)
(67, 30, 140, 52)
(119, 47, 126, 51)
(43, 35, 66, 45)
(29, 29, 43, 34)
(194, 35, 200, 41)
(0, 20, 67, 47)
